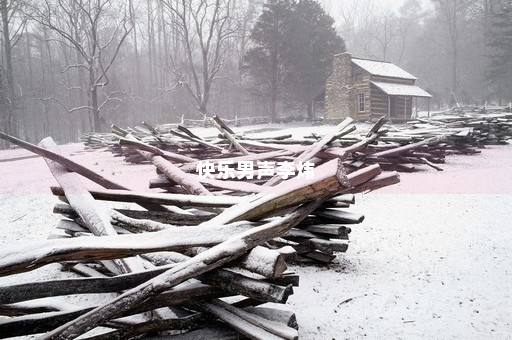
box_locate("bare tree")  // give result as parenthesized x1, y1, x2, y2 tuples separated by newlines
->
(161, 0, 239, 119)
(1, 0, 27, 141)
(370, 9, 398, 61)
(31, 0, 132, 132)
(432, 0, 475, 102)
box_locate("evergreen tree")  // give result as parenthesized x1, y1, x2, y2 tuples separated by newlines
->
(244, 0, 345, 122)
(285, 0, 345, 119)
(486, 1, 512, 104)
(244, 0, 294, 122)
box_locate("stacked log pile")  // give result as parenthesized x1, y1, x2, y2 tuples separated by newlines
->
(78, 108, 512, 174)
(0, 122, 399, 339)
(409, 111, 512, 145)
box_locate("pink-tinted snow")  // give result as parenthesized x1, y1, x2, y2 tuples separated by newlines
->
(1, 140, 511, 339)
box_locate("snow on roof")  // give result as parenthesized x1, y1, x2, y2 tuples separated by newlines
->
(352, 58, 417, 80)
(371, 81, 432, 98)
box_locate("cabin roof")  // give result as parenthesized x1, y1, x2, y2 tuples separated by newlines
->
(352, 58, 417, 80)
(371, 81, 432, 98)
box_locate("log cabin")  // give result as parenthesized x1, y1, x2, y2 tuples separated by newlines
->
(313, 52, 431, 122)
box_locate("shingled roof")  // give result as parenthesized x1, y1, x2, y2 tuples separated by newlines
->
(371, 81, 432, 98)
(352, 58, 417, 80)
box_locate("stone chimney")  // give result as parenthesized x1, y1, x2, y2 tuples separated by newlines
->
(325, 52, 354, 121)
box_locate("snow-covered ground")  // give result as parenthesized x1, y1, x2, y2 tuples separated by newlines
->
(0, 140, 511, 339)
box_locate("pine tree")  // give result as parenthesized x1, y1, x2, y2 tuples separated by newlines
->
(244, 0, 345, 122)
(244, 0, 295, 122)
(285, 0, 345, 119)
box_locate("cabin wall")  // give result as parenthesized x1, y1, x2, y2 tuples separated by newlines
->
(353, 74, 371, 119)
(370, 87, 389, 117)
(371, 76, 415, 85)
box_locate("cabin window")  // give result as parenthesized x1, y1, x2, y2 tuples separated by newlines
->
(358, 93, 365, 112)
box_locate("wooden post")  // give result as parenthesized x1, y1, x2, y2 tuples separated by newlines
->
(387, 95, 391, 119)
(403, 97, 407, 120)
(428, 97, 431, 121)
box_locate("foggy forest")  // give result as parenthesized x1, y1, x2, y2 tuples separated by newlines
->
(1, 0, 511, 144)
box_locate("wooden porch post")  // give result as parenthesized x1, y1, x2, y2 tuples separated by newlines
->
(427, 98, 431, 121)
(387, 95, 391, 119)
(403, 97, 407, 120)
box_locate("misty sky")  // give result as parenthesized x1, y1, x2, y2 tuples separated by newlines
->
(322, 0, 433, 16)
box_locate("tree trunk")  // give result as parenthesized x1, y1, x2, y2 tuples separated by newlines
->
(129, 0, 142, 97)
(452, 38, 458, 104)
(306, 101, 313, 121)
(1, 0, 15, 140)
(25, 31, 34, 93)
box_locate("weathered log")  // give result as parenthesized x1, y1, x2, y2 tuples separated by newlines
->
(200, 269, 293, 303)
(0, 309, 95, 337)
(235, 246, 288, 279)
(142, 150, 213, 196)
(314, 209, 365, 224)
(264, 118, 354, 186)
(303, 224, 351, 238)
(0, 284, 219, 337)
(212, 115, 250, 155)
(0, 133, 167, 211)
(172, 125, 224, 151)
(0, 221, 254, 276)
(199, 299, 298, 340)
(54, 204, 210, 226)
(179, 149, 295, 173)
(308, 238, 348, 253)
(345, 163, 382, 187)
(144, 245, 288, 280)
(206, 158, 349, 225)
(243, 306, 298, 330)
(50, 186, 240, 208)
(0, 263, 173, 304)
(118, 137, 195, 163)
(82, 313, 203, 340)
(0, 133, 125, 190)
(370, 135, 447, 158)
(39, 138, 143, 274)
(349, 171, 400, 193)
(40, 201, 321, 339)
(155, 322, 239, 340)
(301, 251, 336, 263)
(0, 304, 60, 316)
(295, 118, 354, 163)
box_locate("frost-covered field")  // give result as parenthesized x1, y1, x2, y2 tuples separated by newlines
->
(0, 136, 511, 339)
